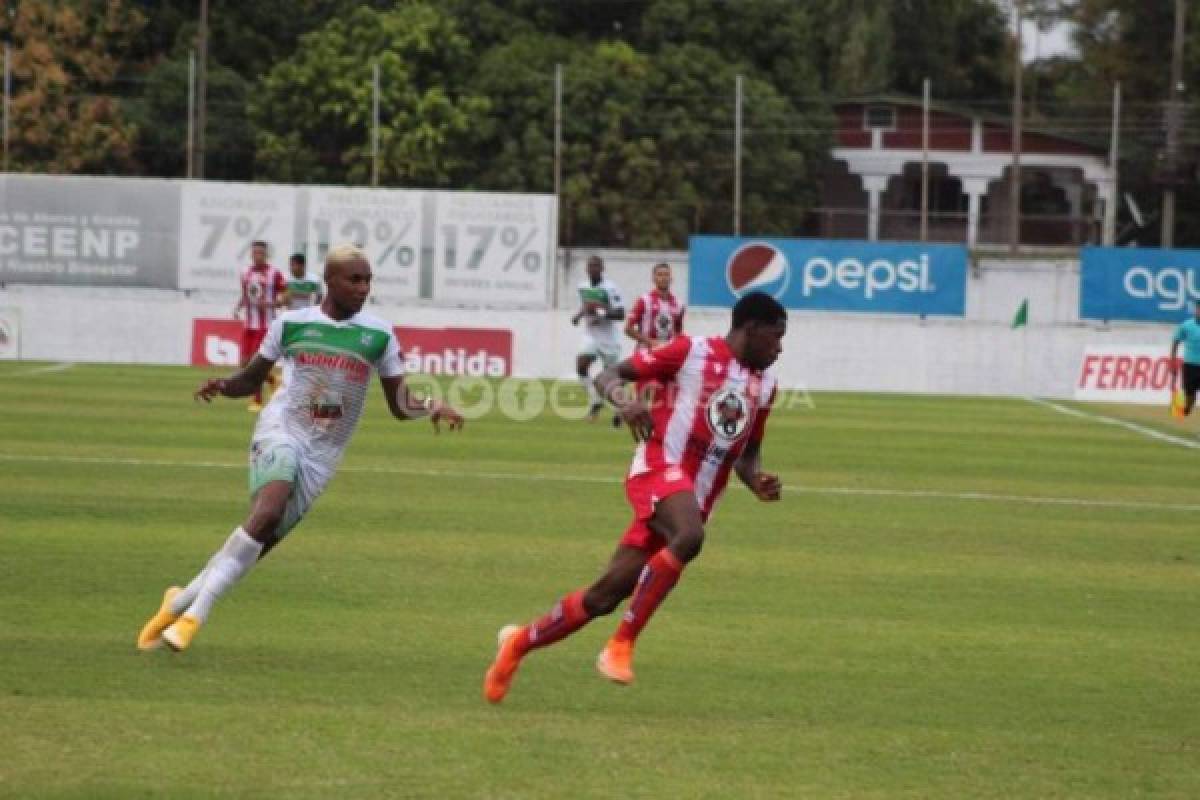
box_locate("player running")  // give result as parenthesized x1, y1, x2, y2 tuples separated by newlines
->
(137, 244, 464, 653)
(1171, 301, 1200, 417)
(572, 255, 626, 423)
(484, 291, 786, 703)
(625, 262, 685, 351)
(284, 252, 324, 310)
(235, 241, 287, 412)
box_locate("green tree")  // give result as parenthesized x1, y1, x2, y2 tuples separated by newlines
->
(886, 0, 1011, 101)
(469, 35, 830, 247)
(250, 4, 489, 186)
(124, 54, 252, 179)
(1, 0, 145, 173)
(1041, 0, 1200, 244)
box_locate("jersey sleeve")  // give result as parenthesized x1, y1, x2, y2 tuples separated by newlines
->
(375, 328, 406, 378)
(629, 334, 691, 381)
(628, 296, 645, 328)
(608, 283, 625, 311)
(258, 316, 286, 362)
(749, 385, 778, 444)
(272, 270, 287, 294)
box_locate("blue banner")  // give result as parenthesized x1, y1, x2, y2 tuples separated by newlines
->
(688, 237, 967, 316)
(1080, 246, 1200, 323)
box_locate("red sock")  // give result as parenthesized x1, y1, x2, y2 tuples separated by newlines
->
(614, 549, 684, 644)
(517, 589, 591, 655)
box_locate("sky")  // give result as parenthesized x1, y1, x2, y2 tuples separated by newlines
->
(1003, 1, 1078, 62)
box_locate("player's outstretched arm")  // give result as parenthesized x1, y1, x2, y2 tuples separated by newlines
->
(194, 355, 276, 402)
(734, 440, 782, 502)
(380, 374, 464, 433)
(595, 360, 653, 441)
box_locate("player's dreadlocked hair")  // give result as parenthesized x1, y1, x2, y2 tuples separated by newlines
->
(732, 292, 787, 329)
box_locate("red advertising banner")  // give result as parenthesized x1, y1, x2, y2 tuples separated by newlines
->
(191, 319, 244, 367)
(191, 319, 513, 376)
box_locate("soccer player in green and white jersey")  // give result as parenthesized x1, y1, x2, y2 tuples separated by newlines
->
(285, 252, 324, 310)
(571, 255, 625, 423)
(137, 244, 464, 652)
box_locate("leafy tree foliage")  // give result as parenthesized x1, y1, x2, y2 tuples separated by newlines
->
(1, 0, 144, 173)
(249, 4, 488, 187)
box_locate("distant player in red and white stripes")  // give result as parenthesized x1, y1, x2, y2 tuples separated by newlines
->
(235, 241, 287, 411)
(485, 292, 786, 703)
(625, 262, 685, 351)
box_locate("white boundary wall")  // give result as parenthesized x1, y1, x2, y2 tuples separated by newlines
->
(0, 255, 1175, 399)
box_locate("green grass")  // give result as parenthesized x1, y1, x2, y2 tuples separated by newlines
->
(1, 362, 1198, 799)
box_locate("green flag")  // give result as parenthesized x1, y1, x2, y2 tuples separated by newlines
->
(1011, 299, 1029, 329)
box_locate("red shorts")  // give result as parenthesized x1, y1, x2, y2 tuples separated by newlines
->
(241, 327, 268, 364)
(620, 466, 697, 552)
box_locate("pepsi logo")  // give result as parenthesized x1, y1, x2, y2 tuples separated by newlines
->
(726, 242, 790, 299)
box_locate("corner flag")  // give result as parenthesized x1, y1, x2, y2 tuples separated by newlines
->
(1011, 299, 1029, 329)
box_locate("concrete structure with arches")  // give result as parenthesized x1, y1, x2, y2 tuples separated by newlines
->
(813, 96, 1116, 249)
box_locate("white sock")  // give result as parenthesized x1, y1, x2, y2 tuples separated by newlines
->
(183, 527, 264, 623)
(169, 553, 219, 615)
(580, 372, 600, 406)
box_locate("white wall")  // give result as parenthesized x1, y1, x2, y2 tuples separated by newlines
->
(0, 257, 1175, 400)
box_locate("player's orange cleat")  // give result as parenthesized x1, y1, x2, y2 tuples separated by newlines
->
(161, 614, 201, 652)
(596, 638, 635, 685)
(136, 586, 183, 651)
(483, 624, 526, 704)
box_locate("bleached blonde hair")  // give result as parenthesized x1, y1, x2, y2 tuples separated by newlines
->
(325, 243, 369, 274)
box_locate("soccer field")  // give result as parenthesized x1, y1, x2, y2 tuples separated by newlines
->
(2, 362, 1198, 799)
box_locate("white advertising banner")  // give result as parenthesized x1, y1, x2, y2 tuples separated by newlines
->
(431, 192, 555, 307)
(0, 307, 18, 359)
(1075, 345, 1174, 405)
(178, 182, 298, 291)
(305, 187, 422, 303)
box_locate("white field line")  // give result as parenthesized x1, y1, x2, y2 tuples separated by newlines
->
(2, 362, 77, 377)
(1, 451, 1197, 513)
(1026, 396, 1200, 451)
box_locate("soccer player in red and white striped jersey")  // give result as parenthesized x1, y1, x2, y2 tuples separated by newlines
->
(235, 241, 287, 410)
(625, 262, 685, 350)
(485, 292, 786, 703)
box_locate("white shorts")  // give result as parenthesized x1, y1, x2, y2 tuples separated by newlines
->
(578, 336, 621, 367)
(248, 437, 331, 541)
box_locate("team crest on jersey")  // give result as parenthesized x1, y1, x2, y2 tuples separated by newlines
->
(705, 386, 751, 441)
(653, 311, 673, 339)
(246, 282, 264, 302)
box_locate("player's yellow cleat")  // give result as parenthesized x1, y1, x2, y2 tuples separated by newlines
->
(161, 614, 201, 652)
(483, 624, 525, 704)
(136, 586, 183, 651)
(247, 400, 263, 413)
(596, 638, 635, 685)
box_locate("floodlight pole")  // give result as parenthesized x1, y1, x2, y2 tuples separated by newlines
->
(195, 0, 208, 179)
(1104, 82, 1121, 246)
(920, 77, 931, 242)
(2, 42, 10, 173)
(734, 74, 743, 236)
(186, 50, 196, 178)
(371, 61, 380, 187)
(553, 63, 563, 199)
(1162, 0, 1186, 248)
(1009, 0, 1024, 255)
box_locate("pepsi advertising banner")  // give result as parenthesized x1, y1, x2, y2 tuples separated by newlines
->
(1079, 246, 1200, 323)
(689, 237, 967, 316)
